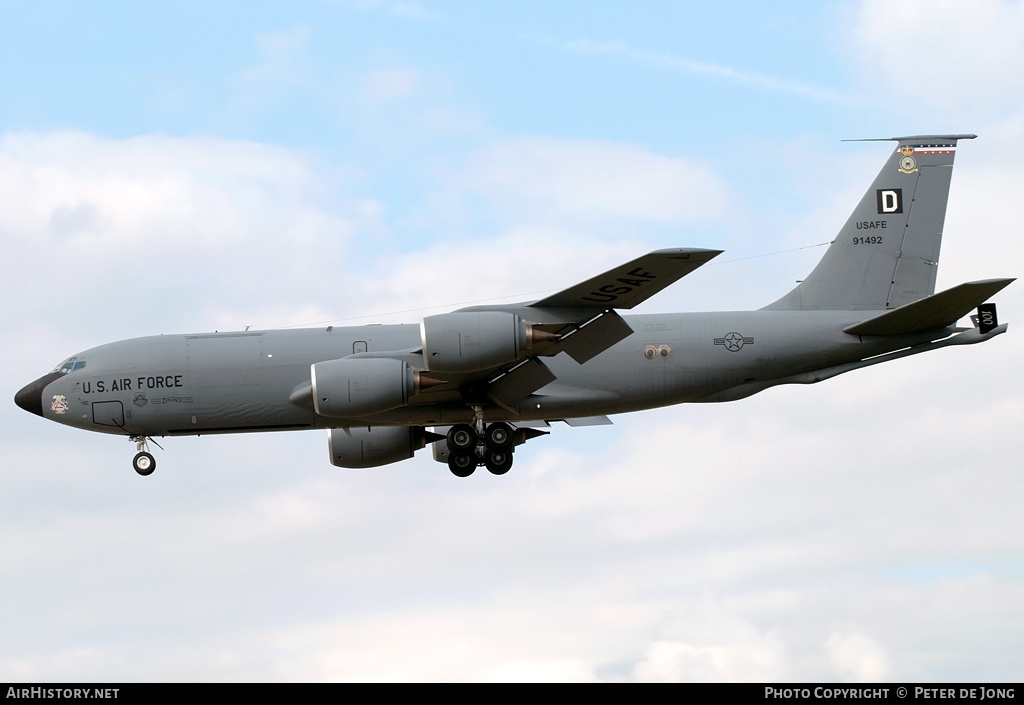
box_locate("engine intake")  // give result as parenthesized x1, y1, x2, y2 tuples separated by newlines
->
(421, 311, 549, 373)
(328, 426, 436, 468)
(311, 358, 417, 418)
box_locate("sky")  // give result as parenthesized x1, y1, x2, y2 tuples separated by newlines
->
(2, 0, 1023, 683)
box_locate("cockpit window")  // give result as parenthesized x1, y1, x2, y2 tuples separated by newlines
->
(51, 357, 86, 374)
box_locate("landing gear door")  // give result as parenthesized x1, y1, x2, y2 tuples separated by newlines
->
(92, 400, 125, 427)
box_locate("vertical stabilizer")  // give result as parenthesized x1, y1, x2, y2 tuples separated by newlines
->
(765, 134, 975, 311)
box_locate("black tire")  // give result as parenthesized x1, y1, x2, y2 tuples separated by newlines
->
(448, 453, 476, 477)
(484, 422, 515, 452)
(133, 451, 156, 476)
(446, 424, 477, 453)
(485, 450, 513, 476)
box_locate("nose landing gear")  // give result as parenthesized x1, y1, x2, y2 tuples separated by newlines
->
(129, 435, 162, 476)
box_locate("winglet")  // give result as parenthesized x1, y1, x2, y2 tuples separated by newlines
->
(531, 248, 722, 309)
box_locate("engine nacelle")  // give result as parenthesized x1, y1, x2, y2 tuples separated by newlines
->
(328, 426, 430, 468)
(311, 357, 415, 418)
(421, 311, 536, 373)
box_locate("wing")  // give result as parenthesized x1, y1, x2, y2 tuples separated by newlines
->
(460, 248, 722, 409)
(530, 248, 722, 309)
(301, 248, 723, 418)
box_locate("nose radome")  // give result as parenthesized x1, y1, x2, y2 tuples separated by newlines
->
(14, 372, 63, 417)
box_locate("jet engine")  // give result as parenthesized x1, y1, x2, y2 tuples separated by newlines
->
(328, 426, 436, 468)
(311, 358, 420, 417)
(420, 311, 551, 373)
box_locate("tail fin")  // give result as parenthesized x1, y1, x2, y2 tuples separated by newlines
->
(764, 134, 976, 311)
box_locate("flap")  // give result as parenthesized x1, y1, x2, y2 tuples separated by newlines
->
(486, 358, 557, 412)
(553, 309, 634, 364)
(563, 416, 614, 427)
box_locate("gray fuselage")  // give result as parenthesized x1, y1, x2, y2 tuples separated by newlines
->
(34, 309, 945, 439)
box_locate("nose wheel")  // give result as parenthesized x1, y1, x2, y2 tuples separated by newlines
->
(129, 435, 161, 476)
(133, 451, 156, 476)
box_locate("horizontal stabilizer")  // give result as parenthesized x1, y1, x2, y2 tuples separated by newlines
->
(844, 278, 1014, 336)
(843, 134, 978, 143)
(532, 248, 722, 309)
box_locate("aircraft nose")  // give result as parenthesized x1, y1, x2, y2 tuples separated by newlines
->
(14, 372, 62, 417)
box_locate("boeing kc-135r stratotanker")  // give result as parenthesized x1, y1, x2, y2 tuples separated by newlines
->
(14, 134, 1013, 477)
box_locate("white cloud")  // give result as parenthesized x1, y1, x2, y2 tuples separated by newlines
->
(239, 25, 312, 89)
(458, 138, 727, 224)
(387, 2, 439, 22)
(361, 68, 420, 104)
(343, 227, 653, 323)
(632, 604, 789, 682)
(342, 0, 440, 22)
(0, 131, 357, 336)
(825, 631, 889, 682)
(849, 0, 1024, 116)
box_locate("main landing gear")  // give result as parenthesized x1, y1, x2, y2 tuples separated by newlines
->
(445, 414, 516, 478)
(129, 435, 161, 476)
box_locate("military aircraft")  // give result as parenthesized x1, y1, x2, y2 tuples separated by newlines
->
(15, 134, 1013, 477)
